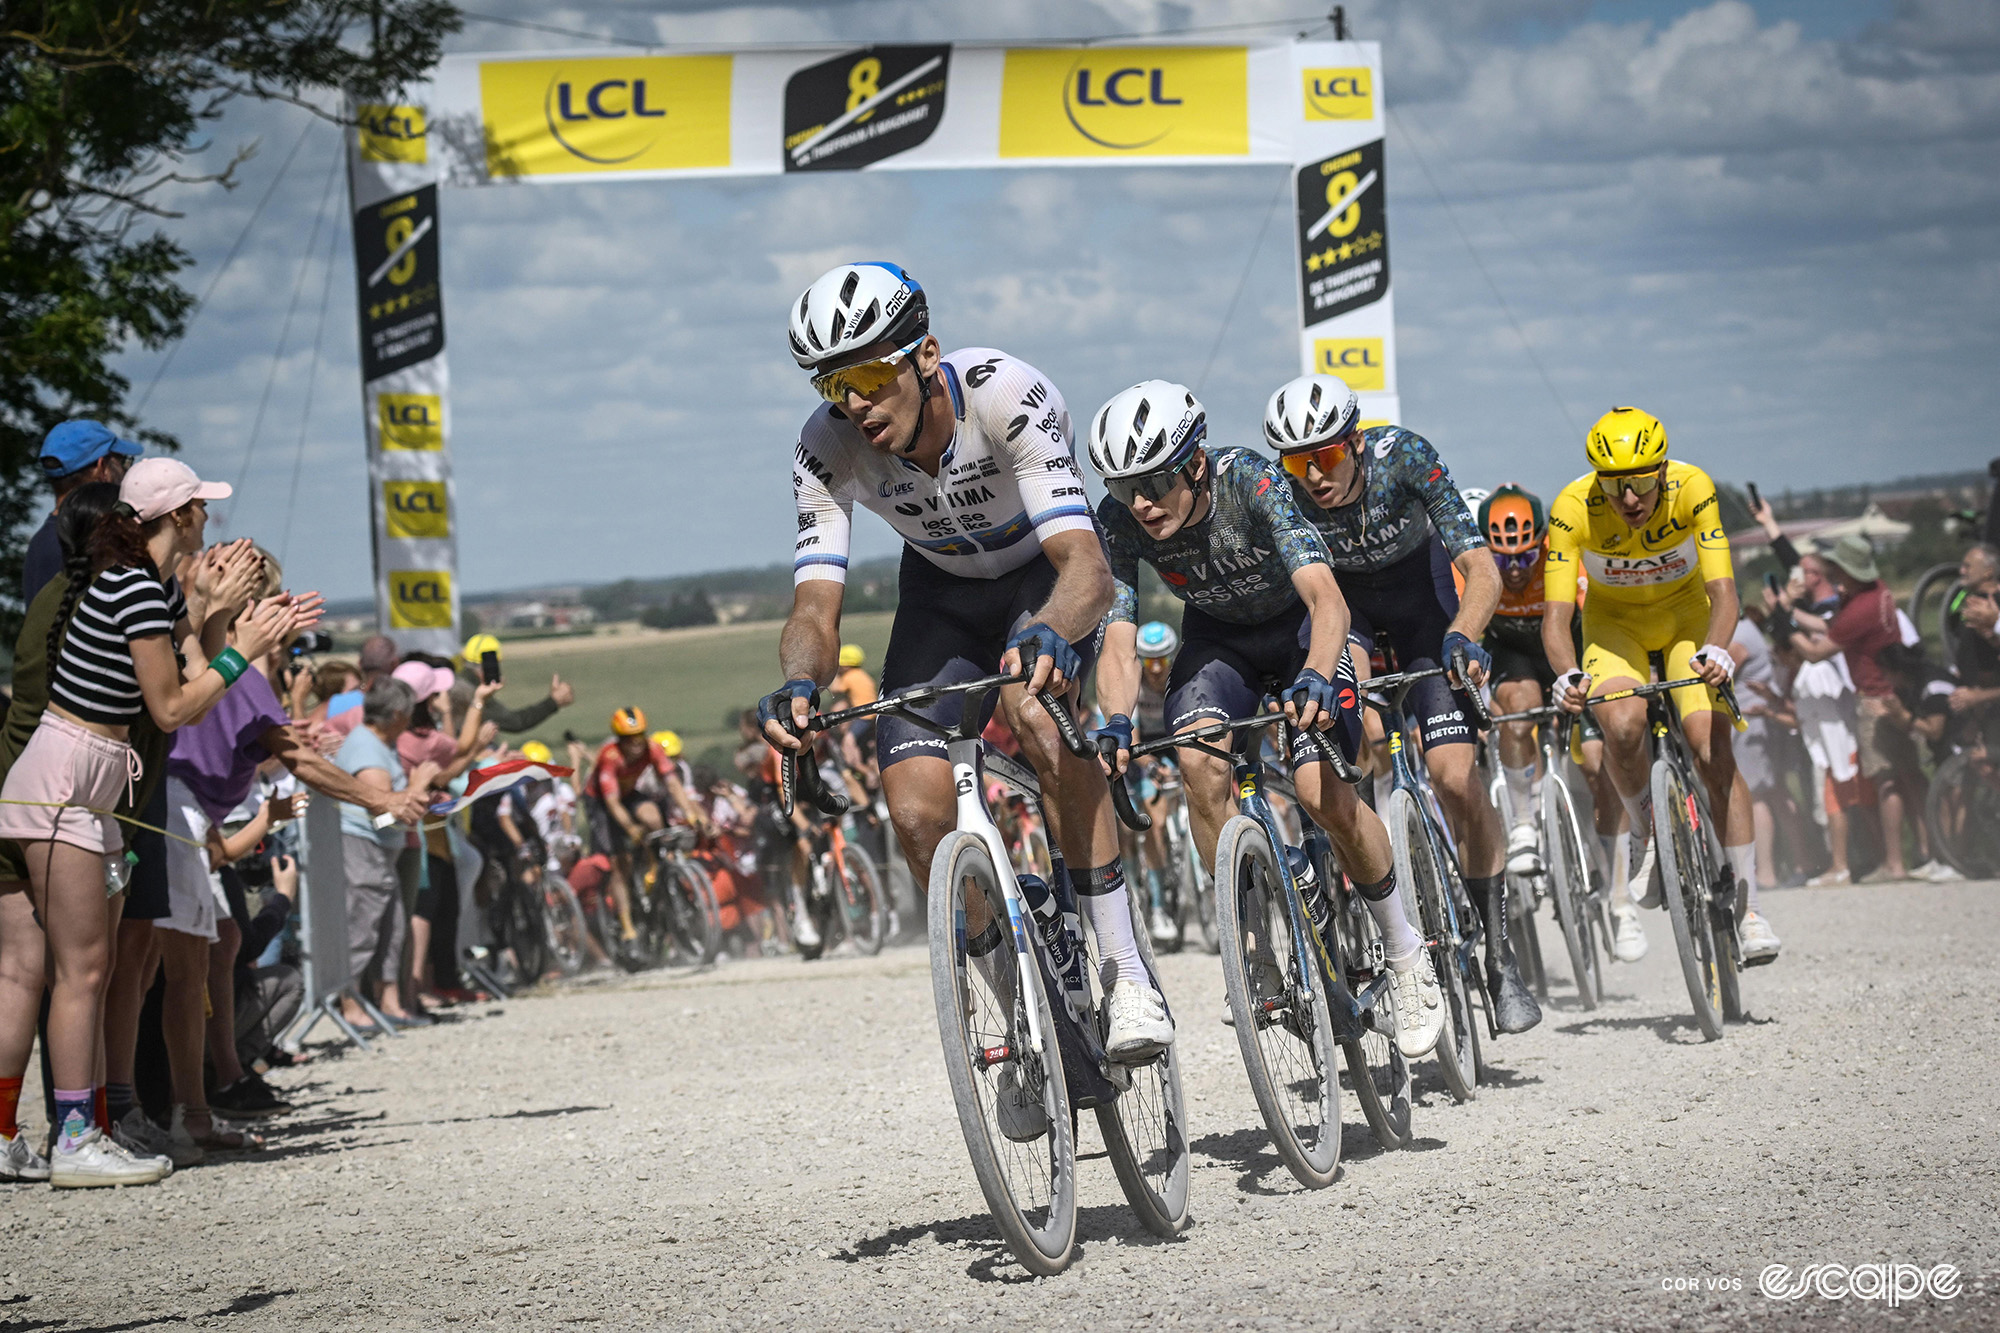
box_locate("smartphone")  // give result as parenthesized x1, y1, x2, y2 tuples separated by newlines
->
(480, 649, 501, 685)
(562, 729, 579, 745)
(1763, 571, 1783, 599)
(1746, 481, 1762, 512)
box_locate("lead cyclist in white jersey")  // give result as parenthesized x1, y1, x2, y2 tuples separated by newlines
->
(760, 261, 1173, 1061)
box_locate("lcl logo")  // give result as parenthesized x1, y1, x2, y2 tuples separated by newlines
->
(1064, 62, 1183, 149)
(390, 569, 454, 628)
(1301, 67, 1373, 121)
(1311, 338, 1387, 391)
(543, 77, 666, 164)
(378, 394, 442, 451)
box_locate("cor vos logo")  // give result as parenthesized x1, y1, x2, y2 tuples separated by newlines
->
(389, 569, 453, 629)
(1301, 68, 1373, 121)
(480, 56, 732, 176)
(1000, 46, 1248, 159)
(378, 394, 442, 451)
(1312, 338, 1387, 391)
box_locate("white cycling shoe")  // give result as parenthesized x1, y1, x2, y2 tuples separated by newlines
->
(791, 907, 821, 951)
(994, 1066, 1049, 1143)
(1105, 980, 1174, 1062)
(1610, 906, 1649, 962)
(1506, 823, 1543, 876)
(1738, 911, 1782, 966)
(1389, 953, 1446, 1059)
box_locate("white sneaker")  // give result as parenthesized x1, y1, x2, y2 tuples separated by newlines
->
(49, 1128, 163, 1188)
(1506, 823, 1542, 875)
(994, 1066, 1049, 1143)
(1630, 822, 1662, 909)
(1148, 906, 1178, 944)
(1389, 953, 1445, 1059)
(0, 1130, 50, 1182)
(1104, 980, 1174, 1062)
(1915, 860, 1965, 883)
(791, 907, 821, 951)
(1611, 906, 1649, 963)
(1738, 911, 1781, 966)
(113, 1109, 179, 1175)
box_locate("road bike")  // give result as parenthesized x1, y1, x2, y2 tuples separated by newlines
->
(635, 825, 723, 969)
(778, 672, 1189, 1275)
(1154, 764, 1219, 954)
(1487, 704, 1605, 1010)
(796, 808, 890, 959)
(1479, 733, 1548, 999)
(1112, 701, 1411, 1188)
(1356, 661, 1491, 1103)
(1586, 664, 1748, 1041)
(1926, 744, 2000, 879)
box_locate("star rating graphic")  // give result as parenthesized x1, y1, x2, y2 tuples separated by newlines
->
(1302, 231, 1384, 275)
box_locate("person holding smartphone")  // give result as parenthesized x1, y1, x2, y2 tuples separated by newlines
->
(454, 633, 576, 734)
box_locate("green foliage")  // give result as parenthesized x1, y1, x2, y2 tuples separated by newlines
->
(0, 0, 460, 633)
(639, 589, 718, 630)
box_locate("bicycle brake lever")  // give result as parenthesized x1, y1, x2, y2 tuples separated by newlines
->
(1098, 736, 1153, 831)
(1037, 688, 1095, 761)
(1450, 647, 1493, 729)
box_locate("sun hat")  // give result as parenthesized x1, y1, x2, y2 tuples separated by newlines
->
(1822, 534, 1880, 584)
(120, 457, 231, 522)
(391, 660, 456, 701)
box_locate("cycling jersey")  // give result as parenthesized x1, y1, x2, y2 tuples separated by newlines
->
(1545, 460, 1733, 608)
(1287, 426, 1484, 575)
(592, 739, 676, 803)
(1100, 446, 1331, 626)
(791, 348, 1096, 585)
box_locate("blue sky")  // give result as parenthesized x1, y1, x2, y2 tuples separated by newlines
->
(115, 0, 2000, 600)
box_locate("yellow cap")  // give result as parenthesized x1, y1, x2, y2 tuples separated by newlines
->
(1585, 406, 1668, 472)
(651, 729, 683, 757)
(519, 740, 552, 765)
(462, 633, 502, 664)
(838, 644, 865, 668)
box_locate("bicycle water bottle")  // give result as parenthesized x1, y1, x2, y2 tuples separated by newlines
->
(1018, 872, 1090, 1018)
(1287, 846, 1332, 944)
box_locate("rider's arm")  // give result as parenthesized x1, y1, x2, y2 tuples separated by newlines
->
(603, 783, 642, 838)
(1700, 577, 1741, 651)
(1094, 500, 1145, 724)
(769, 581, 844, 746)
(1097, 619, 1141, 723)
(985, 359, 1107, 654)
(1292, 563, 1352, 680)
(1541, 484, 1587, 679)
(1026, 528, 1114, 653)
(1450, 547, 1501, 641)
(768, 421, 856, 745)
(664, 770, 708, 830)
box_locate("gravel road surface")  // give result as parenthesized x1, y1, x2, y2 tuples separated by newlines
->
(14, 880, 1998, 1330)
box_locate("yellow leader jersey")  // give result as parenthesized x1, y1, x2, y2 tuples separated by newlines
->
(1545, 460, 1733, 608)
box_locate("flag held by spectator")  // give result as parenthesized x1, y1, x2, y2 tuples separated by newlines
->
(431, 759, 572, 813)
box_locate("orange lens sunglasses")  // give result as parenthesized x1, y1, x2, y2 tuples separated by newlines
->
(1278, 435, 1355, 480)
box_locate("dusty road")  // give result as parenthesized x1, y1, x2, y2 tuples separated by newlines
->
(14, 880, 1999, 1330)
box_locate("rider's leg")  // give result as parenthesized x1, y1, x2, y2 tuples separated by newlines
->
(1685, 706, 1757, 903)
(1291, 758, 1423, 962)
(1426, 735, 1542, 1031)
(608, 854, 637, 938)
(880, 757, 957, 894)
(1494, 678, 1542, 824)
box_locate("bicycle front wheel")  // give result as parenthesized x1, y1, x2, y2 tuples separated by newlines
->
(541, 877, 590, 977)
(662, 858, 721, 967)
(1097, 878, 1191, 1236)
(1334, 882, 1413, 1151)
(928, 830, 1077, 1275)
(1542, 771, 1601, 1009)
(506, 877, 549, 985)
(1387, 790, 1479, 1102)
(1214, 815, 1342, 1189)
(1927, 752, 2000, 878)
(836, 851, 889, 956)
(1652, 760, 1725, 1041)
(1174, 802, 1219, 954)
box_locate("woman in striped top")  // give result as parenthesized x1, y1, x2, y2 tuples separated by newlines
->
(0, 458, 317, 1186)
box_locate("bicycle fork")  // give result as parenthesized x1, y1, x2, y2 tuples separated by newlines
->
(952, 742, 1048, 1060)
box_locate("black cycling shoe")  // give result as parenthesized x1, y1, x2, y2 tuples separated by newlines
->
(1472, 876, 1543, 1035)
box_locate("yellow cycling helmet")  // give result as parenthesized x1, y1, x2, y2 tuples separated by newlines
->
(1585, 406, 1668, 472)
(519, 740, 553, 765)
(461, 632, 502, 665)
(838, 644, 865, 668)
(651, 729, 683, 757)
(610, 707, 647, 737)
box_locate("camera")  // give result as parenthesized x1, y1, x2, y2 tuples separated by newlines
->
(290, 629, 335, 657)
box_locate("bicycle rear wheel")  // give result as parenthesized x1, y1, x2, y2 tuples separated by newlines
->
(662, 858, 721, 967)
(836, 850, 889, 956)
(1652, 760, 1725, 1041)
(506, 876, 549, 985)
(1510, 880, 1548, 999)
(928, 830, 1077, 1275)
(1331, 877, 1412, 1151)
(1214, 816, 1341, 1188)
(1388, 791, 1478, 1102)
(1543, 772, 1602, 1009)
(1098, 882, 1191, 1236)
(1926, 752, 2000, 878)
(541, 876, 590, 977)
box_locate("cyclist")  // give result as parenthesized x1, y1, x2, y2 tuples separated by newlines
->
(1544, 407, 1782, 965)
(762, 262, 1172, 1067)
(1090, 379, 1445, 1057)
(590, 707, 708, 951)
(1266, 373, 1541, 1035)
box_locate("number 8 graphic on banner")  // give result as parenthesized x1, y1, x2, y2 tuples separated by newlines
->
(386, 215, 418, 285)
(848, 57, 882, 123)
(1323, 170, 1361, 239)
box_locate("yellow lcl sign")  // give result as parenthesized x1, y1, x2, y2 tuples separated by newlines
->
(480, 56, 733, 176)
(999, 47, 1247, 158)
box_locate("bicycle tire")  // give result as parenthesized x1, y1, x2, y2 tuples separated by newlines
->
(1652, 760, 1725, 1041)
(1926, 752, 2000, 878)
(663, 857, 721, 967)
(1911, 563, 1961, 674)
(1542, 772, 1601, 1009)
(927, 830, 1077, 1275)
(1387, 790, 1478, 1102)
(1214, 815, 1342, 1189)
(1511, 882, 1548, 999)
(506, 875, 548, 985)
(541, 876, 590, 977)
(1098, 878, 1191, 1236)
(1323, 846, 1412, 1151)
(1176, 801, 1220, 955)
(838, 850, 889, 956)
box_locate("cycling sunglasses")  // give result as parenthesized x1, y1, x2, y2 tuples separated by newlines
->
(810, 335, 926, 404)
(1595, 466, 1664, 499)
(1106, 465, 1189, 508)
(1277, 431, 1357, 480)
(1494, 548, 1542, 573)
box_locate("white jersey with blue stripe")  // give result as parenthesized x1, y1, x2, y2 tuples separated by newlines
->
(791, 348, 1097, 584)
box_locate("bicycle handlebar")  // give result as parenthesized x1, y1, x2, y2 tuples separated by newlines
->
(1583, 675, 1745, 727)
(1101, 702, 1363, 833)
(1449, 646, 1494, 729)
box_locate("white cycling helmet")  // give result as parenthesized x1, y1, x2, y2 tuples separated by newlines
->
(1089, 380, 1206, 479)
(1459, 486, 1491, 513)
(1262, 373, 1360, 454)
(1136, 621, 1179, 660)
(789, 262, 929, 372)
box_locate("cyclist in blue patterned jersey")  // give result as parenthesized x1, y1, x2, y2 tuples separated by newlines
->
(760, 262, 1172, 1074)
(1088, 380, 1445, 1058)
(1264, 372, 1540, 1034)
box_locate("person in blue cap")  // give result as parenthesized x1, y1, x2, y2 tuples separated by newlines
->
(24, 420, 144, 603)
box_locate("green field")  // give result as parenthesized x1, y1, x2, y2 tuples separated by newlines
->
(496, 611, 896, 773)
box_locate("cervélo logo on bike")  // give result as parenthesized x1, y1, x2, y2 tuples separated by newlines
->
(479, 56, 732, 175)
(998, 47, 1247, 158)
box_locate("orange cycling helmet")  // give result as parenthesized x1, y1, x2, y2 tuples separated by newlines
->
(610, 707, 648, 737)
(1478, 484, 1546, 554)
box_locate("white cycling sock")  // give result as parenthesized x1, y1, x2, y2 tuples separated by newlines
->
(1372, 770, 1394, 812)
(1728, 844, 1759, 913)
(1610, 831, 1632, 910)
(1078, 864, 1146, 991)
(1503, 764, 1536, 828)
(1354, 871, 1425, 968)
(1619, 789, 1652, 842)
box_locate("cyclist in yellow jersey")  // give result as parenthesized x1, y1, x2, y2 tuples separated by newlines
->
(1543, 407, 1781, 966)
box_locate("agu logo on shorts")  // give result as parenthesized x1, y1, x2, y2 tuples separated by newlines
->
(389, 569, 454, 630)
(377, 394, 443, 451)
(479, 56, 732, 176)
(358, 105, 427, 163)
(1312, 338, 1386, 391)
(384, 481, 450, 540)
(999, 47, 1247, 158)
(1301, 68, 1373, 121)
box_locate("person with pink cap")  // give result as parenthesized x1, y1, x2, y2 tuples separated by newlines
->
(0, 457, 317, 1186)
